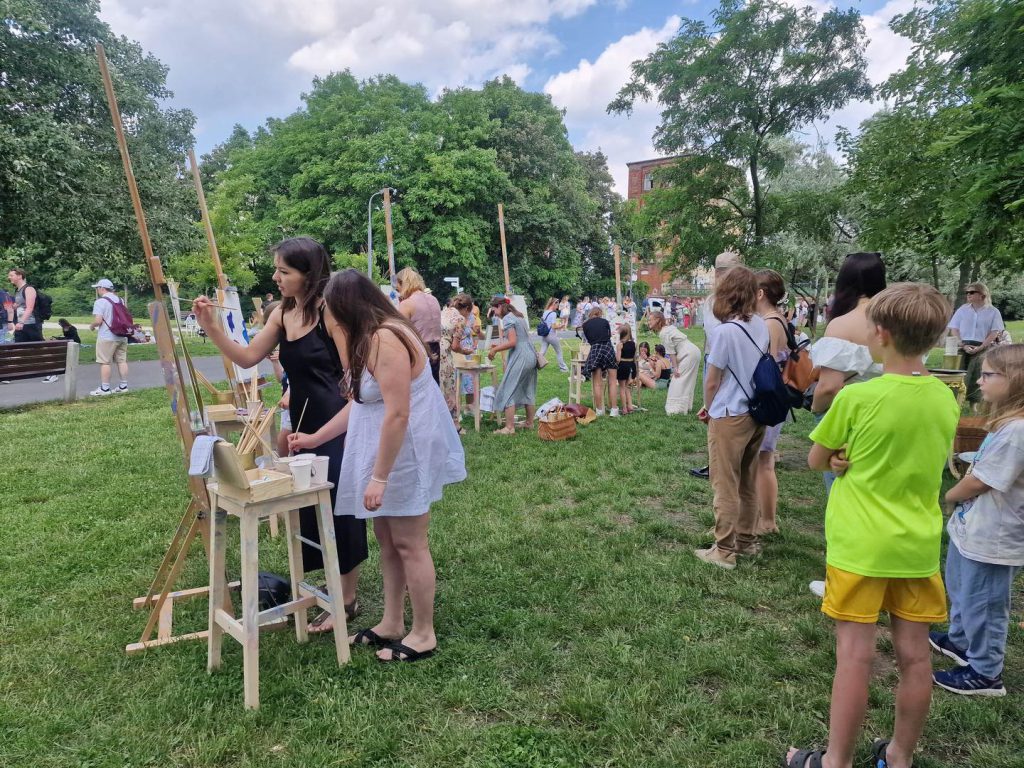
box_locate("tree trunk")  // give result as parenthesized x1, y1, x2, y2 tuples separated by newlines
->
(930, 253, 940, 290)
(954, 256, 974, 309)
(750, 153, 762, 246)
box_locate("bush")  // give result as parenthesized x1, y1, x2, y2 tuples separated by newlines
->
(994, 291, 1024, 321)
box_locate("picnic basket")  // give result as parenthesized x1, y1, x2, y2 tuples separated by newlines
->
(538, 406, 577, 441)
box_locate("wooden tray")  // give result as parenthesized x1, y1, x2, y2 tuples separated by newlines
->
(206, 403, 240, 422)
(212, 442, 293, 501)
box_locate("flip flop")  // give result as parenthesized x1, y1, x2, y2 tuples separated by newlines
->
(377, 641, 436, 663)
(308, 599, 361, 633)
(349, 628, 398, 648)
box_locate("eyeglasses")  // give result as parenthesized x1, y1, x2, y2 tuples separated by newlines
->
(980, 371, 1005, 380)
(965, 290, 980, 295)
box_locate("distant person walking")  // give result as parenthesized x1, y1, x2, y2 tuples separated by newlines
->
(88, 278, 130, 396)
(7, 268, 43, 342)
(0, 288, 12, 344)
(539, 297, 568, 372)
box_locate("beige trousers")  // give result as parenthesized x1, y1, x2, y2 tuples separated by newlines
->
(708, 413, 765, 554)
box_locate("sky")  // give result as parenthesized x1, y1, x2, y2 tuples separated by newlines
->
(99, 0, 917, 195)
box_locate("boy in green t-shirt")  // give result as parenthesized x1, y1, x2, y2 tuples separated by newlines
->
(785, 283, 959, 768)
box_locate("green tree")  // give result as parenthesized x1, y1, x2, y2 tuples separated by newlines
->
(609, 0, 871, 259)
(0, 0, 200, 291)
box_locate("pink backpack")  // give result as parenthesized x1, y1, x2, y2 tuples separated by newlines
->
(103, 296, 135, 337)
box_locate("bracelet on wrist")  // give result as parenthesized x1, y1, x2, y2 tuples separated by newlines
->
(371, 475, 388, 485)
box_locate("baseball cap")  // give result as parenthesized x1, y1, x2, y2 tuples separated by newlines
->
(714, 250, 743, 269)
(92, 278, 115, 289)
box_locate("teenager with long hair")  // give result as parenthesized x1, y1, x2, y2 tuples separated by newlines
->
(193, 238, 368, 631)
(289, 268, 466, 662)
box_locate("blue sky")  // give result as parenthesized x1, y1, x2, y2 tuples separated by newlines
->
(100, 0, 913, 193)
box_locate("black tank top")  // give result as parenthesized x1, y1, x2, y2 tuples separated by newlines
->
(278, 308, 346, 432)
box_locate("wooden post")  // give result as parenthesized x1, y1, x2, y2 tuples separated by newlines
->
(498, 203, 511, 294)
(382, 188, 397, 287)
(98, 42, 221, 654)
(187, 149, 241, 401)
(187, 149, 227, 291)
(614, 244, 622, 307)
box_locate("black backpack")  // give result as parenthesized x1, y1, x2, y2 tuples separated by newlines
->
(724, 321, 792, 427)
(33, 287, 53, 321)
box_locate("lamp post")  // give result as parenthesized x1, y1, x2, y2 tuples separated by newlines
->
(366, 187, 397, 280)
(624, 237, 653, 302)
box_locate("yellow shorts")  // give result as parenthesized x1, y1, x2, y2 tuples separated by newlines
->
(821, 565, 947, 624)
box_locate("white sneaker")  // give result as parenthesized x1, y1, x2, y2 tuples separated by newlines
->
(595, 409, 605, 416)
(809, 580, 826, 598)
(114, 384, 129, 394)
(42, 375, 58, 383)
(609, 408, 620, 417)
(90, 386, 113, 396)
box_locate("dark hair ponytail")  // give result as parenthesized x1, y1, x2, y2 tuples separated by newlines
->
(830, 252, 886, 320)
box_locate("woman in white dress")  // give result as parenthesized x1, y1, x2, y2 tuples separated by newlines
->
(648, 310, 701, 414)
(806, 252, 886, 597)
(289, 269, 466, 662)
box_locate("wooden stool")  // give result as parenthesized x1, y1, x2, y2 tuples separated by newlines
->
(206, 478, 350, 709)
(453, 357, 498, 432)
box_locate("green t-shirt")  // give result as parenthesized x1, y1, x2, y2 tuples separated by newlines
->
(809, 374, 959, 578)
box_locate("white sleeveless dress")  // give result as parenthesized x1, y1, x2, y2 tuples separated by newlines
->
(335, 354, 467, 520)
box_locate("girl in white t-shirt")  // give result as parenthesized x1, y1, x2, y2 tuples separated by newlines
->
(934, 344, 1024, 696)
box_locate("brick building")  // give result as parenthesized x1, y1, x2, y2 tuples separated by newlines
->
(625, 156, 713, 296)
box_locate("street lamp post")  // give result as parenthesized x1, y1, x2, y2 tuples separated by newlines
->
(624, 237, 653, 302)
(366, 187, 397, 280)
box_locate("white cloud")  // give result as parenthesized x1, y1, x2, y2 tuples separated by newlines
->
(544, 16, 680, 194)
(100, 0, 598, 146)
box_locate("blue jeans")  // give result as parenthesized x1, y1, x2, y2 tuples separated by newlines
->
(945, 541, 1021, 678)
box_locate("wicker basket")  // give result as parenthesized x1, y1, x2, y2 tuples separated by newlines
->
(954, 416, 987, 455)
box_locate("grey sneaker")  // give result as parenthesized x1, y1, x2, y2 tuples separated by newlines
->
(42, 375, 58, 383)
(114, 384, 129, 394)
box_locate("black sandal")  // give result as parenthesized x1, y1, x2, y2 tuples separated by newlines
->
(377, 641, 436, 663)
(349, 628, 397, 648)
(871, 739, 891, 767)
(782, 749, 826, 768)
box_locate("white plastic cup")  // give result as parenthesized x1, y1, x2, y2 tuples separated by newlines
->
(274, 456, 297, 474)
(310, 456, 330, 483)
(290, 460, 312, 491)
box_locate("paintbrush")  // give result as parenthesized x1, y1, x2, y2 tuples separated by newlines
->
(290, 398, 309, 456)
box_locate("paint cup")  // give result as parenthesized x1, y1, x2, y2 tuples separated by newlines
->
(310, 456, 330, 484)
(274, 455, 298, 474)
(289, 460, 312, 491)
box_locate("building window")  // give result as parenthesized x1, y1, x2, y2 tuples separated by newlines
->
(643, 172, 654, 191)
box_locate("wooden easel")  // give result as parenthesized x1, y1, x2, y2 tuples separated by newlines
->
(98, 43, 232, 655)
(383, 187, 397, 287)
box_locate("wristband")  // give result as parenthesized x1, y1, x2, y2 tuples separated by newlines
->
(370, 475, 388, 485)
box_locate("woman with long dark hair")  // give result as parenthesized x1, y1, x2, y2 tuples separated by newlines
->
(289, 269, 465, 662)
(193, 237, 368, 630)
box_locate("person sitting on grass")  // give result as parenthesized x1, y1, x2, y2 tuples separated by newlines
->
(636, 342, 659, 389)
(931, 344, 1024, 698)
(652, 344, 672, 389)
(53, 318, 81, 344)
(787, 283, 958, 768)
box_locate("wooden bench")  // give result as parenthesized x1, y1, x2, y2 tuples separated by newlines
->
(0, 341, 81, 402)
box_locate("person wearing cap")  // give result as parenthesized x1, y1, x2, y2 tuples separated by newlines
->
(691, 250, 744, 480)
(88, 278, 130, 396)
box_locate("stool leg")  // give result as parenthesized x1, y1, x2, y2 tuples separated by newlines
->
(268, 512, 279, 538)
(315, 490, 350, 665)
(207, 497, 226, 673)
(239, 511, 260, 709)
(473, 372, 481, 432)
(283, 508, 308, 643)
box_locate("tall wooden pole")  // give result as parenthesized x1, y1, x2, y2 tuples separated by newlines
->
(187, 149, 241, 401)
(498, 203, 511, 294)
(382, 188, 397, 287)
(613, 244, 622, 307)
(187, 149, 227, 291)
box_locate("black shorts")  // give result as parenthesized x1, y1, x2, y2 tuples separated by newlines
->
(616, 362, 637, 382)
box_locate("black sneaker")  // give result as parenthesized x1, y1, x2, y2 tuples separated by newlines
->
(928, 631, 969, 666)
(689, 466, 710, 480)
(933, 665, 1006, 697)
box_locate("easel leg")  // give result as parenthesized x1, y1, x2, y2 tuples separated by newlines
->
(239, 512, 260, 709)
(138, 502, 202, 646)
(315, 492, 350, 666)
(473, 372, 481, 432)
(284, 508, 308, 644)
(207, 498, 226, 672)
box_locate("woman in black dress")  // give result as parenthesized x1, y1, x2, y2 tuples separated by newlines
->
(193, 237, 367, 631)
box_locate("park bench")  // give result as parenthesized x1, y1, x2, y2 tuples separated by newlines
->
(0, 341, 81, 402)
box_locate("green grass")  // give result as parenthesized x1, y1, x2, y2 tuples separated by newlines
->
(50, 327, 224, 364)
(1, 330, 1022, 768)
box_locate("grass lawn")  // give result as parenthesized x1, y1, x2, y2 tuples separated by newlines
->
(2, 330, 1023, 768)
(55, 327, 230, 365)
